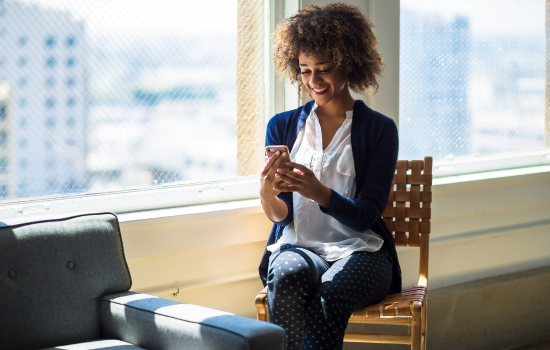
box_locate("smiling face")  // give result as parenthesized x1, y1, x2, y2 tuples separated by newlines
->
(298, 52, 350, 107)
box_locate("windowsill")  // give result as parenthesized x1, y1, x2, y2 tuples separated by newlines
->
(434, 164, 550, 188)
(0, 175, 260, 219)
(118, 198, 263, 228)
(433, 149, 550, 178)
(119, 163, 550, 226)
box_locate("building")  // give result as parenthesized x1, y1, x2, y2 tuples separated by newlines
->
(0, 1, 87, 198)
(0, 82, 15, 199)
(400, 10, 470, 160)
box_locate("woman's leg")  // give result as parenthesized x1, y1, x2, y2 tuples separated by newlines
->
(267, 245, 330, 350)
(301, 248, 393, 350)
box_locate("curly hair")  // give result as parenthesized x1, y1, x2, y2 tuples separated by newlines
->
(272, 3, 384, 95)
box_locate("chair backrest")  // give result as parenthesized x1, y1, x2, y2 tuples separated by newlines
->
(381, 157, 433, 286)
(0, 212, 132, 350)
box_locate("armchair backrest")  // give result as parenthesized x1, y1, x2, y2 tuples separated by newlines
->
(0, 212, 132, 350)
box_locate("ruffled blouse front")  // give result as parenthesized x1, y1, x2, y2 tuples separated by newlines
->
(267, 104, 384, 261)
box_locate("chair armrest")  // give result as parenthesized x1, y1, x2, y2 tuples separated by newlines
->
(100, 292, 286, 350)
(255, 287, 269, 322)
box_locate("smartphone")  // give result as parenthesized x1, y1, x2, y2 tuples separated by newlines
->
(265, 145, 291, 164)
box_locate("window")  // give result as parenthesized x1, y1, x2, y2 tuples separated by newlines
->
(19, 159, 27, 169)
(0, 131, 7, 148)
(46, 77, 55, 87)
(400, 0, 547, 175)
(46, 178, 57, 190)
(45, 98, 55, 109)
(45, 36, 55, 48)
(45, 158, 56, 169)
(19, 77, 27, 87)
(18, 36, 27, 46)
(66, 36, 76, 47)
(46, 57, 56, 68)
(0, 185, 8, 198)
(0, 0, 267, 210)
(0, 158, 7, 173)
(66, 116, 76, 127)
(19, 98, 26, 107)
(0, 104, 6, 120)
(63, 179, 80, 193)
(18, 57, 27, 67)
(66, 57, 75, 68)
(17, 180, 28, 194)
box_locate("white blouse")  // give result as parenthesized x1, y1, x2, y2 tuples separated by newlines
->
(267, 104, 384, 261)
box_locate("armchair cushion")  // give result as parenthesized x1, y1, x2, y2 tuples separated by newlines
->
(101, 292, 286, 350)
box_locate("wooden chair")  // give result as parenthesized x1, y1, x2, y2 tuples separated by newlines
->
(255, 157, 433, 350)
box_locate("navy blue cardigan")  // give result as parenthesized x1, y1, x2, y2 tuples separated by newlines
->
(259, 99, 402, 294)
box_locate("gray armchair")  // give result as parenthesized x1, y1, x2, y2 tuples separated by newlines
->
(0, 212, 285, 350)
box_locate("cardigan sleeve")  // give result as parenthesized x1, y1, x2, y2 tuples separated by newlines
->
(265, 115, 294, 227)
(319, 118, 398, 231)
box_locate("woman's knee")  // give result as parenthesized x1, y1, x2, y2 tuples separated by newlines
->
(271, 251, 311, 279)
(270, 250, 312, 286)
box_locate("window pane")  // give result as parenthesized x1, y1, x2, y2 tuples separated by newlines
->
(400, 0, 545, 163)
(0, 0, 265, 202)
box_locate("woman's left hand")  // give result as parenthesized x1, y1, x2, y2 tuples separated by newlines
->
(273, 162, 333, 209)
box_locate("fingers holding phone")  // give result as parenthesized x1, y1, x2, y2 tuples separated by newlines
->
(260, 145, 291, 201)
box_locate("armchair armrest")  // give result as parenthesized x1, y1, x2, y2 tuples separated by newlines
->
(100, 292, 286, 350)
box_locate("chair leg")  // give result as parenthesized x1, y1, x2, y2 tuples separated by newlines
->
(421, 297, 428, 350)
(411, 302, 422, 350)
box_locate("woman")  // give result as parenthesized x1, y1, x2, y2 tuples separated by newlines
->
(258, 3, 401, 350)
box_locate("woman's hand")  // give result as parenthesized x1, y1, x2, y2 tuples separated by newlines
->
(259, 151, 287, 202)
(274, 162, 333, 209)
(260, 151, 291, 223)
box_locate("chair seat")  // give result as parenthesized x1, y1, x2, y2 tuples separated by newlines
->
(257, 285, 426, 322)
(350, 285, 426, 322)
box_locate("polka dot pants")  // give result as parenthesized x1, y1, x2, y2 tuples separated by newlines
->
(266, 244, 393, 350)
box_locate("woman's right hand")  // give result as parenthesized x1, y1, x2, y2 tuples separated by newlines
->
(260, 151, 287, 202)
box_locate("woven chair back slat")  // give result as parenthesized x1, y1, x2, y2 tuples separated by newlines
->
(382, 159, 433, 247)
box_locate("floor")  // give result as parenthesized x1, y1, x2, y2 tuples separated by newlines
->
(508, 339, 550, 350)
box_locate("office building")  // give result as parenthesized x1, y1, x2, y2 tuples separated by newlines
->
(0, 1, 87, 198)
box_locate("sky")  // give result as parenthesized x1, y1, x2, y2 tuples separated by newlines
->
(11, 0, 238, 35)
(401, 0, 545, 36)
